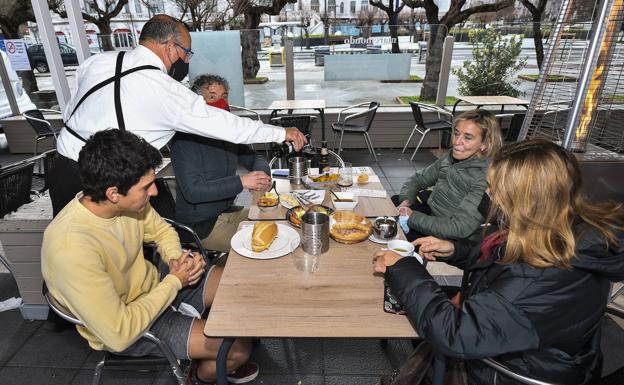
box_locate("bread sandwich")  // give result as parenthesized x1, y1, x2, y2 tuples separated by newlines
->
(251, 221, 278, 252)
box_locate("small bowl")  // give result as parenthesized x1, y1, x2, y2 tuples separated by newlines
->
(258, 203, 279, 212)
(258, 193, 279, 211)
(331, 192, 358, 211)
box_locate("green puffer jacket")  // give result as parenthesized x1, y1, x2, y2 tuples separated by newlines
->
(399, 151, 488, 240)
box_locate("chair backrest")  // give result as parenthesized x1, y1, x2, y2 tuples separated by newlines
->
(42, 281, 84, 326)
(271, 115, 312, 137)
(409, 102, 427, 128)
(0, 161, 34, 217)
(363, 101, 380, 131)
(150, 177, 177, 220)
(506, 113, 526, 142)
(23, 109, 55, 136)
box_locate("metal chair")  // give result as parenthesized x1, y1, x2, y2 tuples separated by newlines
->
(230, 105, 270, 158)
(22, 109, 62, 156)
(331, 101, 380, 161)
(0, 161, 35, 218)
(42, 281, 186, 385)
(150, 176, 225, 264)
(403, 102, 453, 161)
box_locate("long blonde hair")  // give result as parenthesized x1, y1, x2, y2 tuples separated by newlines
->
(453, 109, 504, 158)
(487, 139, 623, 269)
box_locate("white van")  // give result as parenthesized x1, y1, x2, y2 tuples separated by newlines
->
(0, 50, 37, 120)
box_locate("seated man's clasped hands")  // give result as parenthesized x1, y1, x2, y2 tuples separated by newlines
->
(172, 75, 272, 252)
(42, 130, 258, 385)
(395, 109, 503, 241)
(375, 139, 624, 384)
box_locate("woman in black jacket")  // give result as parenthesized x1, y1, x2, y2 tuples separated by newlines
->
(374, 139, 624, 384)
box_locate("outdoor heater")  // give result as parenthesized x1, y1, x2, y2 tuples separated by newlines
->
(518, 0, 624, 201)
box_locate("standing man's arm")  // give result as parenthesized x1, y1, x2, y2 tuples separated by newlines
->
(163, 83, 307, 149)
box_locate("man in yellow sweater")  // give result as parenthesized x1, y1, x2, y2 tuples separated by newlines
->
(42, 129, 258, 384)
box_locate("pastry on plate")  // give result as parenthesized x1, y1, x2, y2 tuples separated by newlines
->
(357, 174, 369, 184)
(251, 221, 278, 252)
(330, 211, 372, 244)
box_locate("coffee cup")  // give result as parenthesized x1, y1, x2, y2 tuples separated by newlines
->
(387, 240, 415, 257)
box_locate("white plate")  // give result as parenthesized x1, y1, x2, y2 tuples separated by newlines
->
(231, 224, 301, 260)
(368, 232, 399, 244)
(279, 190, 326, 209)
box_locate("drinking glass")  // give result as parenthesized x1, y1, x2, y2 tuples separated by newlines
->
(292, 237, 321, 273)
(338, 162, 353, 188)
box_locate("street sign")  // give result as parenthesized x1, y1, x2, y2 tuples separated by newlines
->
(0, 39, 32, 71)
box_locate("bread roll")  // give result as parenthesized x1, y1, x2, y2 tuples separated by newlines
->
(357, 174, 369, 184)
(252, 222, 278, 252)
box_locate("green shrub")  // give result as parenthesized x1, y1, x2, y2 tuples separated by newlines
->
(452, 29, 527, 97)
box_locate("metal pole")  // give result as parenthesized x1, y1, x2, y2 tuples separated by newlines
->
(64, 0, 91, 64)
(285, 39, 295, 100)
(0, 52, 20, 116)
(562, 0, 616, 150)
(30, 0, 71, 111)
(518, 0, 575, 141)
(436, 35, 454, 107)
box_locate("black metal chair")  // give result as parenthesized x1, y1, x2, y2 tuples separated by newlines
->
(150, 177, 225, 264)
(22, 109, 62, 156)
(331, 101, 380, 161)
(0, 161, 35, 218)
(230, 105, 270, 158)
(403, 102, 453, 161)
(270, 115, 312, 138)
(42, 281, 186, 385)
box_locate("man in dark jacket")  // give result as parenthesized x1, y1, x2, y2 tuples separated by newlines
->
(374, 223, 624, 384)
(171, 75, 270, 252)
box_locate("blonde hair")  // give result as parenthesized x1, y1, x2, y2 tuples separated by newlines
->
(487, 139, 623, 269)
(453, 109, 503, 158)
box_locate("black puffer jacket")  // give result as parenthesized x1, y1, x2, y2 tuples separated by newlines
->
(386, 222, 624, 384)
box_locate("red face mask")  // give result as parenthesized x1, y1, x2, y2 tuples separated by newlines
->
(207, 98, 230, 111)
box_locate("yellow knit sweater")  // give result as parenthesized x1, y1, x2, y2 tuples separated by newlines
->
(41, 194, 183, 352)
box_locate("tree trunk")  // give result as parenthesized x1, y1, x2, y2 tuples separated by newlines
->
(389, 23, 400, 53)
(97, 21, 115, 51)
(241, 10, 262, 79)
(419, 26, 447, 100)
(324, 24, 330, 45)
(1, 21, 39, 93)
(532, 17, 544, 70)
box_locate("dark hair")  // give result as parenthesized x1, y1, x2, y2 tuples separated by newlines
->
(139, 14, 184, 44)
(191, 74, 229, 95)
(78, 130, 162, 203)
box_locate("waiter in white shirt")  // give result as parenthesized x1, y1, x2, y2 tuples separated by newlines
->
(49, 14, 306, 216)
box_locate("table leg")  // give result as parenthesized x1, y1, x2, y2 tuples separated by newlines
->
(316, 108, 326, 142)
(216, 338, 234, 385)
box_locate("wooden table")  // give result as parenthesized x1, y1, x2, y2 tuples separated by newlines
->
(248, 172, 399, 220)
(205, 220, 462, 384)
(268, 99, 327, 142)
(451, 95, 529, 114)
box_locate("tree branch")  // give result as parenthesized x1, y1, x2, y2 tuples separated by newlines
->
(449, 0, 514, 25)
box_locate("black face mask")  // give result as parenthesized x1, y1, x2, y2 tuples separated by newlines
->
(168, 57, 189, 82)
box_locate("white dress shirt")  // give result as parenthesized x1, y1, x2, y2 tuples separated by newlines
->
(58, 45, 284, 161)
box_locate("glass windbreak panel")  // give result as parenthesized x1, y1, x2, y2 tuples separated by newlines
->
(189, 31, 246, 107)
(237, 22, 537, 109)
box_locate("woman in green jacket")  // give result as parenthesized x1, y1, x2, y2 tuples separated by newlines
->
(395, 109, 503, 241)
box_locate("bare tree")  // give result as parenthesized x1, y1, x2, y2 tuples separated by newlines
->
(403, 0, 514, 100)
(0, 0, 38, 93)
(174, 0, 219, 31)
(48, 0, 129, 51)
(369, 0, 404, 53)
(357, 7, 380, 38)
(238, 0, 296, 79)
(320, 11, 331, 44)
(519, 0, 547, 69)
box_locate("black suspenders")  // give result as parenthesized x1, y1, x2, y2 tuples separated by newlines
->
(63, 51, 159, 142)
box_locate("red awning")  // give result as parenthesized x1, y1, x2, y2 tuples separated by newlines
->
(114, 28, 131, 33)
(55, 31, 65, 35)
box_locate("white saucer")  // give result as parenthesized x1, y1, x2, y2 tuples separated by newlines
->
(368, 232, 399, 244)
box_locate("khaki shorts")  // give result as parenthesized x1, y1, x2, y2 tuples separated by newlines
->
(200, 209, 249, 252)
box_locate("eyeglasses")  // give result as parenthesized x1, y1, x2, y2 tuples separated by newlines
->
(174, 42, 194, 61)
